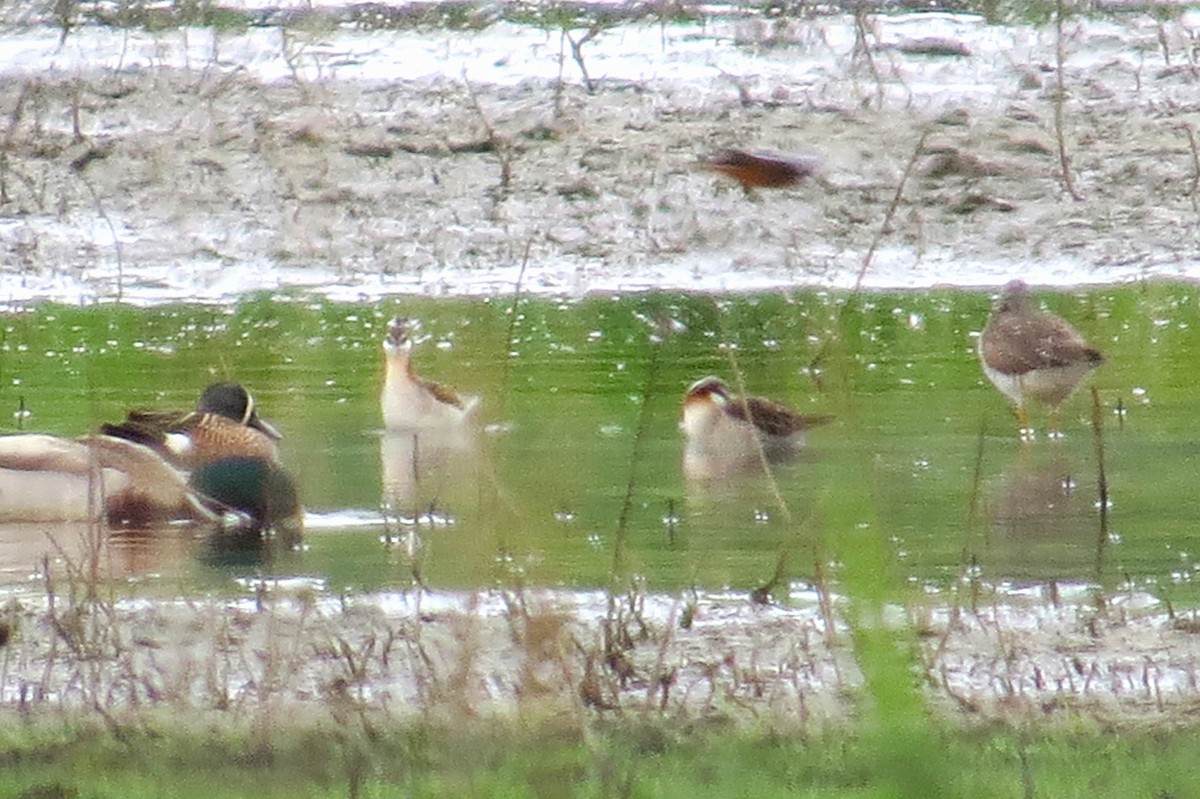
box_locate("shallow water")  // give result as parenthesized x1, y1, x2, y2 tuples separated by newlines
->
(0, 284, 1192, 603)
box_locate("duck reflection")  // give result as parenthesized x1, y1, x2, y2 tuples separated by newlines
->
(0, 521, 201, 586)
(0, 510, 300, 585)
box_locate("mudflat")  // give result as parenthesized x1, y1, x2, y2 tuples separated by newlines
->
(0, 9, 1195, 300)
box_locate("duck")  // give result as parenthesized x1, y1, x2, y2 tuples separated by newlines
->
(189, 455, 303, 542)
(102, 382, 302, 536)
(699, 148, 820, 195)
(681, 376, 834, 464)
(101, 381, 281, 470)
(382, 317, 479, 430)
(979, 280, 1105, 437)
(0, 432, 220, 526)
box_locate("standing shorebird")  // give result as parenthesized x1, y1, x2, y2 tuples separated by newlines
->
(979, 280, 1105, 438)
(680, 376, 834, 471)
(382, 317, 478, 430)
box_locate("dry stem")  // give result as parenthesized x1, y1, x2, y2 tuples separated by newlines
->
(1182, 122, 1200, 213)
(1053, 0, 1084, 201)
(851, 5, 884, 109)
(854, 128, 928, 292)
(565, 23, 605, 94)
(461, 70, 513, 197)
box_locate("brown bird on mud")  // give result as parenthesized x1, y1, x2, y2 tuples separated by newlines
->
(381, 317, 479, 430)
(978, 280, 1105, 438)
(680, 376, 834, 459)
(699, 148, 820, 195)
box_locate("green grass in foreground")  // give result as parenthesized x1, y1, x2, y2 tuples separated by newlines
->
(2, 717, 1200, 798)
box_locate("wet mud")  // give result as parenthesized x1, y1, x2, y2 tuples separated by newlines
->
(0, 583, 1188, 724)
(0, 12, 1197, 297)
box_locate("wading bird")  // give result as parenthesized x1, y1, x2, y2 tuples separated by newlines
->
(979, 280, 1105, 438)
(381, 317, 479, 430)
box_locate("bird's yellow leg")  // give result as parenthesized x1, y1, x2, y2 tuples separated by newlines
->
(1016, 405, 1035, 444)
(1048, 406, 1065, 441)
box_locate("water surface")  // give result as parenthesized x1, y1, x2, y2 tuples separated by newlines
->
(0, 285, 1190, 603)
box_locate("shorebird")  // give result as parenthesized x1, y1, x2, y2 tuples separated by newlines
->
(381, 317, 478, 430)
(681, 376, 834, 461)
(979, 280, 1105, 437)
(699, 149, 819, 195)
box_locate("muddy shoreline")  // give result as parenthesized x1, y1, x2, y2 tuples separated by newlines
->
(0, 582, 1191, 725)
(0, 12, 1197, 302)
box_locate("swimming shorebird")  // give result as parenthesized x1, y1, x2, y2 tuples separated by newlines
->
(681, 376, 834, 462)
(979, 280, 1105, 437)
(382, 317, 478, 430)
(699, 148, 820, 195)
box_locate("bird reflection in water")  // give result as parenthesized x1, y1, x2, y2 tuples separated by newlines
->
(983, 447, 1105, 582)
(0, 516, 302, 586)
(380, 428, 478, 519)
(0, 521, 191, 586)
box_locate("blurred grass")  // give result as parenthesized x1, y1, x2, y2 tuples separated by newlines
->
(3, 715, 1200, 797)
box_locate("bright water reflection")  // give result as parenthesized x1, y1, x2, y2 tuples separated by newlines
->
(0, 285, 1192, 601)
